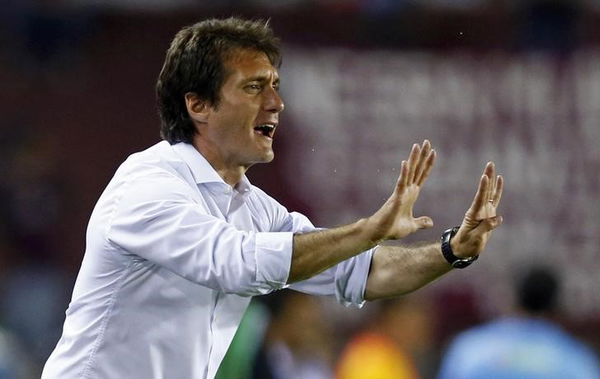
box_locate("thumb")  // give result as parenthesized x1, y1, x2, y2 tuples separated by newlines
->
(415, 216, 434, 229)
(475, 215, 503, 233)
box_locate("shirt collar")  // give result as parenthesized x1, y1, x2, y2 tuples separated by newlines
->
(171, 142, 253, 195)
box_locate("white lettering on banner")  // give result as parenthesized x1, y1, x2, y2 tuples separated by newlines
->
(281, 48, 600, 319)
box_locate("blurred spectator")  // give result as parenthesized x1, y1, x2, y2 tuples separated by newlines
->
(251, 291, 335, 379)
(336, 295, 436, 379)
(438, 266, 600, 379)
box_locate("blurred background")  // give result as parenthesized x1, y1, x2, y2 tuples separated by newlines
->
(1, 0, 600, 377)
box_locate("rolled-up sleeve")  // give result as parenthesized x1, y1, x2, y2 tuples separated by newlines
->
(104, 171, 292, 296)
(254, 232, 293, 287)
(284, 212, 374, 308)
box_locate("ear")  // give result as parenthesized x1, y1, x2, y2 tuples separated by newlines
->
(184, 92, 210, 123)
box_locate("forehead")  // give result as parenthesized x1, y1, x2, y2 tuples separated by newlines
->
(223, 48, 279, 82)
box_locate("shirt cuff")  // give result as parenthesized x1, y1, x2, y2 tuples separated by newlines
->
(254, 232, 293, 289)
(335, 246, 375, 308)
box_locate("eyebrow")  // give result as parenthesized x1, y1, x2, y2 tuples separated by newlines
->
(244, 75, 280, 84)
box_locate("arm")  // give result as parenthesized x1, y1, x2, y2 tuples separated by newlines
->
(365, 242, 449, 300)
(289, 140, 436, 283)
(364, 162, 504, 300)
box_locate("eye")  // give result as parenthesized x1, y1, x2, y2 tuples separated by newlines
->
(245, 83, 263, 93)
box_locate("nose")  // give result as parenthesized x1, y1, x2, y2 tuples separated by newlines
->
(264, 86, 285, 114)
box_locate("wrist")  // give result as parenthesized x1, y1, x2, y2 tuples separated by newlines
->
(450, 237, 463, 258)
(441, 227, 478, 269)
(361, 216, 386, 246)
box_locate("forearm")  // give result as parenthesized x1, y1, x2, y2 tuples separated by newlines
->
(364, 241, 452, 300)
(288, 218, 379, 283)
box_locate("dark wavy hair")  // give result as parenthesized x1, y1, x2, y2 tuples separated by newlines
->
(156, 17, 281, 144)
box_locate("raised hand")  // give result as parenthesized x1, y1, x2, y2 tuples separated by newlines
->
(368, 140, 436, 242)
(451, 162, 504, 258)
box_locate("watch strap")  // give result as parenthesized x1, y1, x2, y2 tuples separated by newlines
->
(441, 226, 478, 269)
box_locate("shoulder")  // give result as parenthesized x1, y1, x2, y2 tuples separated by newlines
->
(104, 142, 199, 206)
(444, 320, 505, 355)
(119, 141, 195, 184)
(550, 326, 600, 363)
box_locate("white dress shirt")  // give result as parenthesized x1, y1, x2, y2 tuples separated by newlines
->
(42, 141, 374, 379)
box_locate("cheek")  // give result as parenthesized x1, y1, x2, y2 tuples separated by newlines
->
(222, 102, 256, 122)
(209, 99, 261, 139)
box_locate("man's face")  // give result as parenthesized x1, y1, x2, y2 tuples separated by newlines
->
(201, 48, 284, 168)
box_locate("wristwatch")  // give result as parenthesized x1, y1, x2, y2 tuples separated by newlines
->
(441, 227, 478, 269)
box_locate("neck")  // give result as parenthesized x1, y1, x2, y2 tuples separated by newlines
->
(192, 137, 249, 187)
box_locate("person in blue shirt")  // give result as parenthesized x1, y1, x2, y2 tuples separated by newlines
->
(438, 266, 600, 379)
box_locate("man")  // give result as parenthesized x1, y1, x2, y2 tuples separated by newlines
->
(438, 266, 600, 379)
(42, 17, 503, 379)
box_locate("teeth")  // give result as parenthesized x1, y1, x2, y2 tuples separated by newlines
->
(254, 124, 275, 136)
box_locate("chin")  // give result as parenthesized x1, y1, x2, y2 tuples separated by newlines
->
(261, 152, 275, 163)
(247, 152, 274, 166)
(260, 148, 275, 163)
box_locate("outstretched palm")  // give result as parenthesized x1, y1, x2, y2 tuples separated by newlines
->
(370, 140, 436, 241)
(452, 162, 504, 258)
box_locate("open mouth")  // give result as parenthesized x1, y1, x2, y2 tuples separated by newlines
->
(254, 124, 276, 139)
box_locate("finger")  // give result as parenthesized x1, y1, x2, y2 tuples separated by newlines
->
(414, 216, 434, 229)
(474, 215, 503, 233)
(395, 160, 408, 193)
(413, 140, 431, 184)
(486, 162, 496, 201)
(489, 169, 497, 202)
(492, 175, 503, 207)
(416, 149, 436, 186)
(469, 174, 489, 213)
(406, 143, 420, 184)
